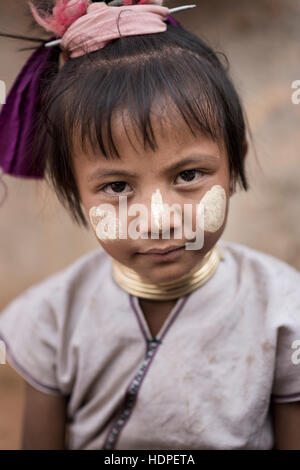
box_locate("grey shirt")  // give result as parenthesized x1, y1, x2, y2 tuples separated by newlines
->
(0, 239, 300, 450)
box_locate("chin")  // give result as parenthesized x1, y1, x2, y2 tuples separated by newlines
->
(138, 262, 192, 284)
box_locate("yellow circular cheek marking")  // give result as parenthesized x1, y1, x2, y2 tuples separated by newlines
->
(197, 185, 227, 233)
(89, 205, 122, 241)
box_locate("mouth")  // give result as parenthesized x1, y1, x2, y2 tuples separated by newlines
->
(137, 245, 186, 261)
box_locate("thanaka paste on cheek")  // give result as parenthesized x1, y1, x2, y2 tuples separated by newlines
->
(197, 184, 226, 232)
(89, 206, 122, 241)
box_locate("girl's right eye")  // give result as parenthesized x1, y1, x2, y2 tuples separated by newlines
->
(98, 181, 132, 196)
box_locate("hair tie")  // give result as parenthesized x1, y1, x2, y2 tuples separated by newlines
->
(59, 2, 171, 59)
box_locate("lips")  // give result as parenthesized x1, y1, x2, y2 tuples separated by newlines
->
(140, 245, 184, 255)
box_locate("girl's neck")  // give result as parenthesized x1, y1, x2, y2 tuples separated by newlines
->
(138, 297, 178, 313)
(138, 298, 178, 338)
(111, 244, 223, 301)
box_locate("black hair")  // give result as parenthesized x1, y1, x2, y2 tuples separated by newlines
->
(27, 15, 250, 229)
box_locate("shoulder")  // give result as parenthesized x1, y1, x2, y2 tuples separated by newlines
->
(218, 239, 300, 317)
(0, 246, 112, 395)
(27, 246, 110, 301)
(219, 239, 300, 286)
(0, 246, 112, 325)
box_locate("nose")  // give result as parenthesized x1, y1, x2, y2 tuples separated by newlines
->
(151, 188, 165, 231)
(134, 188, 182, 239)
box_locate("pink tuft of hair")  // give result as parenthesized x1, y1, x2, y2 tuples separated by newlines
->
(28, 0, 92, 37)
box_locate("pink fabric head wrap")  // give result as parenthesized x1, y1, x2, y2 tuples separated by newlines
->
(60, 2, 170, 58)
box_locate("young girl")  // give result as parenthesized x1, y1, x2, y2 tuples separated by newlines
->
(0, 0, 300, 450)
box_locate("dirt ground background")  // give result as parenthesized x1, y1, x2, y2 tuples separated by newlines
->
(1, 0, 300, 449)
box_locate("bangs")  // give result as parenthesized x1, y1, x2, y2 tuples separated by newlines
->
(50, 38, 223, 161)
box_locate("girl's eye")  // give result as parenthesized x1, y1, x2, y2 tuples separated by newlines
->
(174, 169, 205, 185)
(100, 181, 131, 196)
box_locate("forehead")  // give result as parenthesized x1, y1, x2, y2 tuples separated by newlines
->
(72, 100, 224, 168)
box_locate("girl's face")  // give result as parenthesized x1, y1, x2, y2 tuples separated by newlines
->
(72, 110, 234, 284)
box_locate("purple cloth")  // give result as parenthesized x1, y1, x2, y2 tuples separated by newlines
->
(0, 15, 181, 179)
(0, 39, 59, 179)
(166, 14, 183, 28)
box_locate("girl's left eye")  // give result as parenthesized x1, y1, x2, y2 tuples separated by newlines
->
(98, 169, 205, 195)
(174, 169, 205, 185)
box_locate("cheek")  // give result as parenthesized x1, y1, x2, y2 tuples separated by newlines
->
(89, 205, 122, 242)
(197, 185, 227, 233)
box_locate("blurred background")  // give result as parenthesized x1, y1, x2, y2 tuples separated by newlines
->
(1, 0, 300, 449)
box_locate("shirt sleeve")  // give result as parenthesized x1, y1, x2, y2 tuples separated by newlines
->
(0, 285, 62, 396)
(271, 304, 300, 403)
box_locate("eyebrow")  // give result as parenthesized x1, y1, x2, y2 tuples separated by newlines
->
(87, 154, 219, 182)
